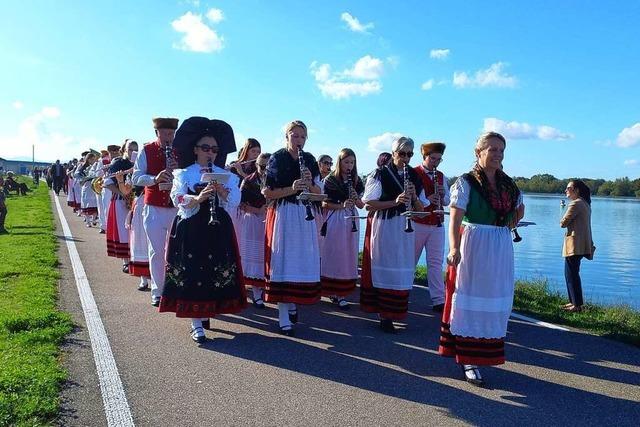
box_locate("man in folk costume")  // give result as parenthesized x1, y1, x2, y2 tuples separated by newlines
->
(413, 142, 450, 312)
(132, 117, 179, 306)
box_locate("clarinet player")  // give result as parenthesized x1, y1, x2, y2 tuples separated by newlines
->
(413, 142, 450, 312)
(132, 117, 180, 307)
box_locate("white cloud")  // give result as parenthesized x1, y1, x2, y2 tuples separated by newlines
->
(12, 101, 24, 110)
(430, 49, 450, 60)
(368, 132, 403, 152)
(483, 117, 574, 140)
(171, 11, 224, 53)
(310, 55, 384, 100)
(453, 62, 517, 89)
(617, 123, 640, 148)
(206, 8, 224, 23)
(623, 159, 638, 166)
(421, 79, 435, 91)
(0, 106, 97, 162)
(340, 12, 374, 33)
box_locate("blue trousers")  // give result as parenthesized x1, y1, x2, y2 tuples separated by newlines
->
(564, 255, 584, 306)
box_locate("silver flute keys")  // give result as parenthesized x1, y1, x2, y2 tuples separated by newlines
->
(346, 172, 358, 232)
(403, 164, 414, 233)
(207, 160, 220, 226)
(297, 148, 315, 221)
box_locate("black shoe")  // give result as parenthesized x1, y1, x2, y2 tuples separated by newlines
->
(99, 229, 106, 234)
(279, 326, 295, 337)
(252, 297, 266, 309)
(122, 264, 129, 274)
(288, 310, 298, 324)
(202, 319, 211, 330)
(462, 365, 485, 387)
(137, 283, 149, 291)
(151, 298, 160, 307)
(432, 303, 445, 313)
(379, 319, 396, 333)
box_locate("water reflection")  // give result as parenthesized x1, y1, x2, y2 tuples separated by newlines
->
(356, 194, 640, 309)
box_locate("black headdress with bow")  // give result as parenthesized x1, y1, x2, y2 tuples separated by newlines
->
(172, 116, 236, 169)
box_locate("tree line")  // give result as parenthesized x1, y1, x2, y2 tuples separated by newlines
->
(511, 174, 640, 198)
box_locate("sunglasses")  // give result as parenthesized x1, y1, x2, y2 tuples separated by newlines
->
(397, 151, 414, 158)
(196, 144, 219, 153)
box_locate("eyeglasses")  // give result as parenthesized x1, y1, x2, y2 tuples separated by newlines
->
(397, 151, 414, 158)
(196, 144, 219, 153)
(256, 163, 268, 168)
(428, 156, 443, 162)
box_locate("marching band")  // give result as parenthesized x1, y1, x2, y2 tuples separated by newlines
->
(57, 117, 525, 387)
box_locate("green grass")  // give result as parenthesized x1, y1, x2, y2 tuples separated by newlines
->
(513, 280, 640, 348)
(0, 178, 73, 426)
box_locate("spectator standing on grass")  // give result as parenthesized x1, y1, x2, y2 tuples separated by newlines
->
(0, 182, 7, 234)
(51, 160, 65, 195)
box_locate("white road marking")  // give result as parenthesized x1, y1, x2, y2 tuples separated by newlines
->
(54, 195, 135, 427)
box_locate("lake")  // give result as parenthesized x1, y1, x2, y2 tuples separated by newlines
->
(357, 194, 640, 309)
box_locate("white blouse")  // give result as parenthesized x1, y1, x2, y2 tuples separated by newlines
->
(362, 171, 429, 205)
(171, 163, 240, 219)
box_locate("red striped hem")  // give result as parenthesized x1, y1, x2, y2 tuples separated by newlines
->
(129, 261, 150, 277)
(159, 297, 247, 318)
(320, 276, 357, 297)
(244, 277, 266, 289)
(81, 207, 98, 215)
(360, 287, 410, 320)
(438, 321, 505, 365)
(107, 240, 130, 258)
(264, 281, 321, 305)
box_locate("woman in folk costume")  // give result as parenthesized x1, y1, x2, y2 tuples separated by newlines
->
(104, 140, 136, 273)
(239, 152, 271, 308)
(159, 117, 246, 344)
(361, 137, 427, 333)
(72, 154, 86, 215)
(320, 148, 364, 310)
(262, 120, 322, 336)
(228, 138, 262, 244)
(75, 152, 99, 227)
(116, 148, 153, 291)
(440, 131, 524, 386)
(66, 160, 78, 209)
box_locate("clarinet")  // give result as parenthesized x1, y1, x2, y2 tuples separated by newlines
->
(346, 172, 358, 232)
(297, 148, 315, 221)
(207, 160, 220, 226)
(430, 167, 443, 228)
(162, 143, 173, 192)
(403, 164, 414, 233)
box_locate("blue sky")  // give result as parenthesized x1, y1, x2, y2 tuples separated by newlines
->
(1, 0, 639, 180)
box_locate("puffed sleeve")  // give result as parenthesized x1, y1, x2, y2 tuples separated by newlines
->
(449, 177, 470, 211)
(362, 175, 382, 203)
(441, 173, 451, 207)
(171, 168, 200, 219)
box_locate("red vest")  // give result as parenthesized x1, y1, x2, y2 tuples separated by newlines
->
(413, 165, 444, 226)
(143, 141, 174, 208)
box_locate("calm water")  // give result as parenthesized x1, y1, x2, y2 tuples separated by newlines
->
(357, 194, 640, 309)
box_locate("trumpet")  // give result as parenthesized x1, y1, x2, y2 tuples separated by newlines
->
(346, 172, 358, 232)
(207, 160, 220, 226)
(430, 167, 443, 228)
(403, 164, 414, 233)
(297, 148, 315, 221)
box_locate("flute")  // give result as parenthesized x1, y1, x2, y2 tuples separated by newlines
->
(346, 172, 358, 232)
(431, 167, 443, 228)
(403, 164, 414, 233)
(207, 160, 220, 226)
(297, 148, 315, 221)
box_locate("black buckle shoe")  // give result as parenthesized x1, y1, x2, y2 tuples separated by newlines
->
(202, 319, 211, 330)
(279, 325, 295, 337)
(432, 303, 445, 313)
(252, 297, 266, 309)
(288, 310, 298, 324)
(191, 327, 206, 343)
(379, 318, 396, 333)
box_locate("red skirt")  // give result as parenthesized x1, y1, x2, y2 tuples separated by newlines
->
(438, 265, 505, 365)
(106, 198, 129, 258)
(359, 216, 410, 320)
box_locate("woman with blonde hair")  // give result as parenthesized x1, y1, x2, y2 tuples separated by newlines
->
(439, 131, 524, 386)
(263, 120, 322, 335)
(320, 148, 364, 309)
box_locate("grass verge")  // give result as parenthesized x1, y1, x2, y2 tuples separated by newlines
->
(513, 280, 640, 348)
(0, 178, 73, 426)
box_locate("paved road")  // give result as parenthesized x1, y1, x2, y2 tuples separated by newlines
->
(53, 193, 640, 426)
